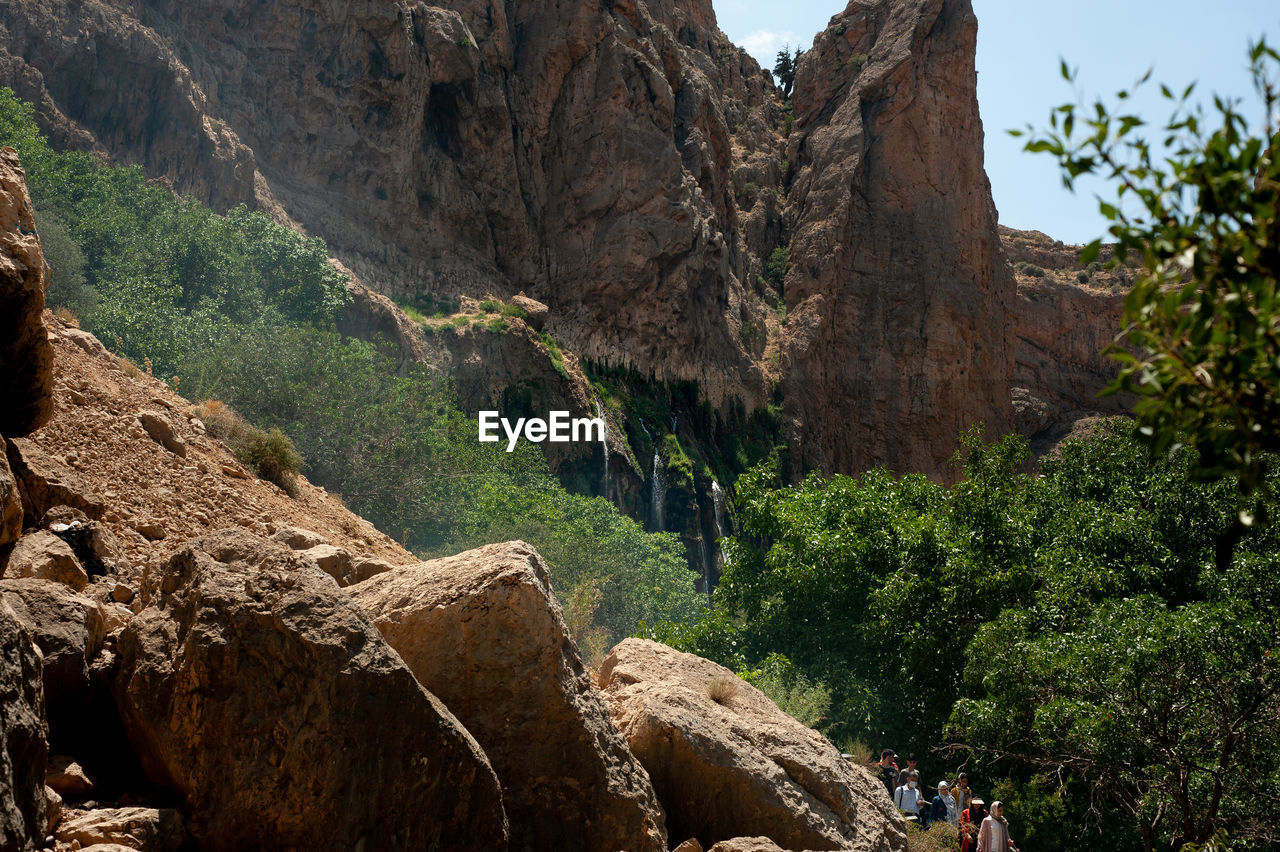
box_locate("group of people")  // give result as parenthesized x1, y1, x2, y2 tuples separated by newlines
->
(875, 749, 1020, 852)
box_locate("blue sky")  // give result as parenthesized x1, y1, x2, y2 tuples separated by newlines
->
(715, 1, 1277, 243)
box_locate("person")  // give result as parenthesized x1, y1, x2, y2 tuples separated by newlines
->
(959, 798, 987, 852)
(931, 780, 958, 826)
(977, 800, 1018, 852)
(893, 770, 925, 824)
(952, 771, 973, 815)
(876, 749, 898, 799)
(904, 753, 920, 777)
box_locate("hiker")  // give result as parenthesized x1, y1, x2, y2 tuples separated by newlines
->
(932, 779, 958, 825)
(952, 771, 973, 815)
(977, 800, 1018, 852)
(959, 797, 987, 852)
(904, 753, 920, 777)
(876, 749, 898, 799)
(894, 770, 927, 825)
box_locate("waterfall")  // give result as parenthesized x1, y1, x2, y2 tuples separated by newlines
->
(595, 399, 609, 501)
(710, 480, 728, 570)
(650, 445, 666, 532)
(697, 535, 711, 597)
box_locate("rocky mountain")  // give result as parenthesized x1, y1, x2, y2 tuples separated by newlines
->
(0, 146, 908, 851)
(0, 0, 1027, 483)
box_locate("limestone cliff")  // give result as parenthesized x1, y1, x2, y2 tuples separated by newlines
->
(780, 0, 1014, 476)
(0, 0, 1019, 483)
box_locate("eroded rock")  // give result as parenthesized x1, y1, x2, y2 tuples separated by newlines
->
(0, 578, 104, 708)
(599, 639, 907, 851)
(0, 597, 48, 850)
(0, 147, 54, 437)
(115, 529, 508, 850)
(52, 807, 184, 852)
(4, 531, 89, 590)
(350, 541, 666, 852)
(6, 438, 104, 525)
(135, 412, 186, 458)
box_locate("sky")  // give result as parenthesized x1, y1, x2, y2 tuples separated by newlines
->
(715, 0, 1277, 244)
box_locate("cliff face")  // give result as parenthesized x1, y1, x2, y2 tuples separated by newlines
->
(0, 0, 1018, 480)
(780, 0, 1014, 476)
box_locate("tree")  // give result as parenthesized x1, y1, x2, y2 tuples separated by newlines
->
(773, 45, 802, 99)
(1017, 42, 1280, 528)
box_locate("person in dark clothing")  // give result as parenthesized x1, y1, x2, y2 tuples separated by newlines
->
(931, 780, 955, 826)
(876, 749, 898, 799)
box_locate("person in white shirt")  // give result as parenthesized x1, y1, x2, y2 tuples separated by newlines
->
(894, 770, 925, 821)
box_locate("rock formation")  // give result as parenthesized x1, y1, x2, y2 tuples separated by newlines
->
(779, 0, 1014, 477)
(599, 639, 907, 852)
(114, 528, 509, 850)
(0, 147, 54, 437)
(0, 0, 1019, 484)
(1002, 227, 1131, 450)
(351, 541, 668, 852)
(0, 598, 48, 851)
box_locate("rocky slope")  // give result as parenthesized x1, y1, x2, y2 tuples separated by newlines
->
(0, 0, 1019, 484)
(1, 149, 906, 852)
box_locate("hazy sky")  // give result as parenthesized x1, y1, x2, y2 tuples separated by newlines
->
(715, 1, 1277, 243)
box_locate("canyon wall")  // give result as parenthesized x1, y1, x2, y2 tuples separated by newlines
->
(0, 0, 1025, 481)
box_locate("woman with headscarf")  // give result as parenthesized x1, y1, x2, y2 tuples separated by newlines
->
(976, 800, 1018, 852)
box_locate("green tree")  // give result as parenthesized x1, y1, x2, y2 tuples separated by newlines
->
(773, 46, 802, 99)
(1017, 42, 1280, 525)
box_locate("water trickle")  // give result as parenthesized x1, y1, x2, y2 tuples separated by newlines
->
(710, 480, 729, 570)
(595, 399, 609, 501)
(650, 445, 666, 532)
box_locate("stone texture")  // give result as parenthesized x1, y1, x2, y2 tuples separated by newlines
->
(0, 579, 104, 710)
(0, 597, 48, 851)
(45, 755, 94, 798)
(52, 807, 185, 852)
(0, 448, 21, 548)
(0, 147, 54, 437)
(269, 525, 328, 550)
(299, 543, 352, 587)
(135, 412, 186, 458)
(3, 531, 89, 590)
(114, 529, 508, 851)
(599, 639, 907, 852)
(350, 541, 667, 852)
(779, 0, 1014, 478)
(708, 839, 801, 852)
(5, 437, 105, 525)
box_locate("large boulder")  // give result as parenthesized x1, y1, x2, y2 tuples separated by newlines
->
(0, 578, 104, 709)
(5, 438, 105, 527)
(0, 598, 48, 850)
(599, 639, 907, 851)
(0, 147, 54, 437)
(350, 541, 667, 852)
(113, 529, 508, 851)
(3, 531, 89, 590)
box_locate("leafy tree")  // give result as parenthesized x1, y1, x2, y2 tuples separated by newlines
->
(1017, 42, 1280, 524)
(773, 45, 802, 99)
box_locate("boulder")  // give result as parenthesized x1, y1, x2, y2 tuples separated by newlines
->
(115, 529, 508, 850)
(707, 839, 797, 852)
(45, 755, 94, 798)
(300, 543, 352, 586)
(269, 525, 327, 550)
(5, 438, 104, 525)
(350, 541, 667, 852)
(3, 531, 89, 590)
(43, 786, 61, 834)
(599, 639, 907, 852)
(135, 411, 186, 458)
(0, 147, 54, 436)
(44, 510, 126, 577)
(52, 807, 185, 852)
(510, 294, 549, 330)
(0, 449, 21, 548)
(0, 578, 104, 708)
(0, 598, 48, 851)
(350, 556, 396, 584)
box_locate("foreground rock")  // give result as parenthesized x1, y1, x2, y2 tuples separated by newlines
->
(0, 147, 54, 436)
(0, 598, 48, 850)
(114, 529, 508, 850)
(0, 449, 21, 548)
(3, 531, 89, 590)
(0, 579, 104, 710)
(599, 639, 906, 851)
(351, 541, 666, 852)
(52, 807, 185, 852)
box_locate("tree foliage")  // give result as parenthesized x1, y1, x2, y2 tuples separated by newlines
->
(1017, 42, 1280, 522)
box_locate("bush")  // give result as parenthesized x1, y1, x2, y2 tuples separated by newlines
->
(499, 302, 527, 319)
(191, 400, 303, 494)
(766, 246, 790, 282)
(479, 299, 501, 313)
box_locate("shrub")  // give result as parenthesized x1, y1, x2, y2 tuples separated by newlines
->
(479, 299, 501, 313)
(500, 303, 527, 319)
(190, 399, 302, 495)
(766, 246, 790, 282)
(706, 674, 739, 704)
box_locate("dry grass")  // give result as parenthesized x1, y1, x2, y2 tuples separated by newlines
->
(838, 738, 874, 766)
(52, 305, 80, 327)
(189, 399, 303, 496)
(706, 673, 740, 705)
(904, 820, 961, 852)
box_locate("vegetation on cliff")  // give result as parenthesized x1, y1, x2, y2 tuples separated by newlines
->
(0, 89, 703, 649)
